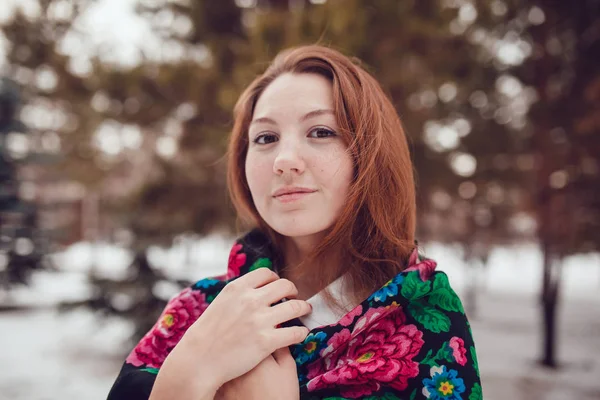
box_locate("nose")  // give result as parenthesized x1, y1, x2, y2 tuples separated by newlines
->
(273, 140, 305, 176)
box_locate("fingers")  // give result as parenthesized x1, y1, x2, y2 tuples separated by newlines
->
(233, 267, 279, 289)
(257, 278, 299, 304)
(269, 299, 312, 326)
(272, 325, 310, 349)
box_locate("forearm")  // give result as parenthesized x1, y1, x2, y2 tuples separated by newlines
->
(149, 338, 223, 400)
(150, 373, 218, 400)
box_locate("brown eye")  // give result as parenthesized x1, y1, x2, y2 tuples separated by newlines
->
(254, 133, 278, 144)
(308, 127, 336, 138)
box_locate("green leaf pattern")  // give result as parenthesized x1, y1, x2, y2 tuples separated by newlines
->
(409, 389, 417, 400)
(408, 302, 451, 333)
(249, 257, 273, 271)
(469, 383, 483, 400)
(140, 367, 159, 375)
(401, 272, 431, 300)
(470, 346, 480, 378)
(429, 274, 465, 314)
(421, 341, 455, 367)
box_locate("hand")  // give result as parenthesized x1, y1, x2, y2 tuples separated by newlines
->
(215, 347, 300, 400)
(151, 268, 311, 400)
(191, 268, 310, 383)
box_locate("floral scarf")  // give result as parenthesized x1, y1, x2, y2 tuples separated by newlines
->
(108, 229, 483, 400)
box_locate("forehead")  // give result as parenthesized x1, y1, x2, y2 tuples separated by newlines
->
(253, 73, 334, 118)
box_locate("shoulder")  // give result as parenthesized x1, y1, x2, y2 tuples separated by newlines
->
(223, 229, 278, 280)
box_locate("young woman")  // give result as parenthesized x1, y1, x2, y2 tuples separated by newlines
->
(107, 45, 482, 400)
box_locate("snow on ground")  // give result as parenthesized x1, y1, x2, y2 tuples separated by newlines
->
(470, 293, 600, 400)
(0, 309, 131, 400)
(51, 232, 234, 282)
(0, 240, 599, 399)
(423, 242, 600, 300)
(3, 234, 234, 308)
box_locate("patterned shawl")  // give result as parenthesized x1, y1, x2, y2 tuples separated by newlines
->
(108, 229, 483, 400)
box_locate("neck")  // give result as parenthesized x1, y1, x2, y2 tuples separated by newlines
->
(280, 233, 342, 300)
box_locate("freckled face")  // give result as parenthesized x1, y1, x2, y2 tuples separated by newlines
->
(245, 73, 353, 239)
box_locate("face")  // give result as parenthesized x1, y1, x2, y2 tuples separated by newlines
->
(245, 73, 354, 241)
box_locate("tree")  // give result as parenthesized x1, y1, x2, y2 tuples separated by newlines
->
(2, 1, 596, 361)
(244, 0, 532, 318)
(0, 77, 55, 295)
(514, 0, 600, 367)
(0, 0, 249, 339)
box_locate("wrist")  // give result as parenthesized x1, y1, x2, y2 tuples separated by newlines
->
(150, 335, 223, 400)
(181, 326, 229, 387)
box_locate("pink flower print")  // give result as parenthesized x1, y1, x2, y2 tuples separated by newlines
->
(307, 307, 424, 398)
(306, 356, 326, 380)
(339, 382, 380, 398)
(449, 336, 467, 366)
(405, 258, 437, 282)
(226, 243, 247, 280)
(126, 288, 209, 368)
(408, 247, 420, 267)
(319, 328, 352, 360)
(339, 305, 363, 327)
(351, 306, 395, 335)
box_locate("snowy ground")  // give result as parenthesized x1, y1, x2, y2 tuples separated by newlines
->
(470, 293, 600, 400)
(0, 240, 599, 400)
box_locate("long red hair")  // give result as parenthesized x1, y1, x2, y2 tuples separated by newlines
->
(227, 45, 416, 306)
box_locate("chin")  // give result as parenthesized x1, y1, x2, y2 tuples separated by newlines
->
(266, 216, 332, 239)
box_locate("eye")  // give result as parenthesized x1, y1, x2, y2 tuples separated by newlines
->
(308, 127, 336, 138)
(253, 133, 278, 144)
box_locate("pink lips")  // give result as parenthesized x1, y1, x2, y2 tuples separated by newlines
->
(275, 192, 315, 203)
(272, 186, 317, 203)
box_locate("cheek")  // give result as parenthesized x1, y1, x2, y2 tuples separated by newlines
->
(245, 154, 273, 195)
(315, 148, 353, 194)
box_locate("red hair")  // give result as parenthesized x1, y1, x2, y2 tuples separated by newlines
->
(227, 45, 416, 306)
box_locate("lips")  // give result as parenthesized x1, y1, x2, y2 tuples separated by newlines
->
(272, 187, 317, 203)
(272, 187, 317, 198)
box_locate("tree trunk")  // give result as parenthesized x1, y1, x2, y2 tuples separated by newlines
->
(464, 259, 480, 319)
(540, 241, 562, 368)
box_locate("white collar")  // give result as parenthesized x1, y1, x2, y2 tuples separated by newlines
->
(299, 274, 356, 330)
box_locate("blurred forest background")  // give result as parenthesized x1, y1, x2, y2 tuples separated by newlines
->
(0, 0, 599, 399)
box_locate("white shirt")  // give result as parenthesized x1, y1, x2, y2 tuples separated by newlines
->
(299, 274, 356, 330)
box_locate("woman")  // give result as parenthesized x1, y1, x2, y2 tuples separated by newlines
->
(108, 45, 482, 400)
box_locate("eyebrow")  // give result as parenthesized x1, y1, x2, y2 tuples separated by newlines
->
(250, 109, 335, 126)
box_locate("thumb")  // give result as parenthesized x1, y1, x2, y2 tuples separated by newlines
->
(273, 346, 295, 367)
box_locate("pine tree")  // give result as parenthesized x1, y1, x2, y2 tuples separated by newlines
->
(0, 77, 53, 297)
(2, 1, 596, 360)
